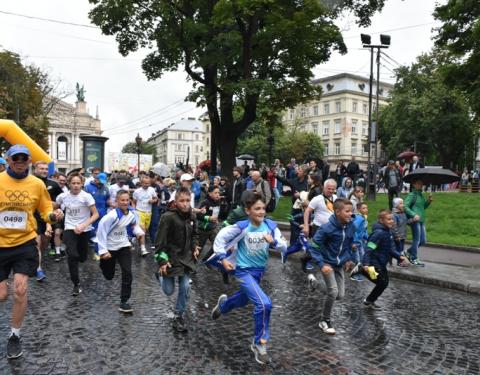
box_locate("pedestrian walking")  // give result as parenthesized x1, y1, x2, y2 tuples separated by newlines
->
(132, 175, 157, 256)
(210, 192, 287, 365)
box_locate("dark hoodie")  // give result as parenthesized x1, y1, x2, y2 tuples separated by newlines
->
(197, 196, 227, 232)
(155, 207, 199, 277)
(363, 222, 402, 268)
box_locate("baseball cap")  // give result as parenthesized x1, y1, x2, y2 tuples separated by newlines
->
(6, 144, 31, 157)
(97, 172, 108, 184)
(388, 160, 395, 165)
(0, 157, 6, 165)
(180, 173, 194, 182)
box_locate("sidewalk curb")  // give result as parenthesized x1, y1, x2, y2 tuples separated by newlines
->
(269, 250, 480, 296)
(276, 221, 480, 253)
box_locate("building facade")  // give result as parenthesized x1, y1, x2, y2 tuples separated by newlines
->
(46, 98, 103, 173)
(146, 118, 207, 168)
(281, 73, 393, 169)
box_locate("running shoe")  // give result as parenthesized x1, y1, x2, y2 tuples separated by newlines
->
(319, 320, 336, 335)
(363, 299, 382, 310)
(250, 340, 270, 365)
(172, 315, 188, 333)
(307, 274, 318, 292)
(140, 248, 150, 257)
(411, 259, 425, 267)
(36, 269, 46, 282)
(93, 254, 100, 261)
(48, 248, 56, 257)
(7, 334, 22, 359)
(119, 302, 133, 313)
(71, 284, 82, 296)
(397, 261, 409, 268)
(54, 254, 61, 262)
(211, 294, 227, 320)
(350, 273, 365, 281)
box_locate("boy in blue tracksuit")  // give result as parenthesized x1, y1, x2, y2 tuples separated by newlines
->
(210, 192, 287, 365)
(350, 202, 369, 281)
(310, 198, 356, 336)
(359, 209, 407, 309)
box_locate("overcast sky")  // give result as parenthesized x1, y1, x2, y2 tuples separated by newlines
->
(0, 0, 444, 153)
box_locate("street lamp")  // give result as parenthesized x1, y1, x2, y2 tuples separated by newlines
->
(135, 132, 142, 177)
(362, 33, 390, 200)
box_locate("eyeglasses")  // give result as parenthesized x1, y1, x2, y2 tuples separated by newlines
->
(12, 154, 29, 162)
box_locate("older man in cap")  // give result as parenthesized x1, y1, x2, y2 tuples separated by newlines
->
(0, 144, 64, 359)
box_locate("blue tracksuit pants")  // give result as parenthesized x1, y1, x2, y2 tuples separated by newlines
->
(220, 268, 272, 344)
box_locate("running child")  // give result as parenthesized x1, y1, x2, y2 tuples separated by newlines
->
(349, 186, 364, 214)
(210, 192, 287, 365)
(359, 209, 407, 309)
(392, 198, 410, 268)
(56, 173, 99, 296)
(310, 198, 356, 336)
(132, 175, 157, 256)
(155, 187, 201, 333)
(350, 202, 369, 281)
(96, 190, 144, 313)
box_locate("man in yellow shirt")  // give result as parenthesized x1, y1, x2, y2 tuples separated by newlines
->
(0, 144, 64, 359)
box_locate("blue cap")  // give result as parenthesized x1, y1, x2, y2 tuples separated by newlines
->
(97, 172, 107, 184)
(6, 144, 31, 157)
(0, 157, 6, 165)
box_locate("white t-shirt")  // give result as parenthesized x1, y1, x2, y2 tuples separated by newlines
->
(109, 183, 128, 205)
(308, 194, 337, 227)
(133, 186, 157, 212)
(56, 190, 95, 231)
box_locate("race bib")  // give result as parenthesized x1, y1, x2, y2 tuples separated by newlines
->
(212, 206, 220, 217)
(0, 211, 28, 230)
(245, 232, 268, 256)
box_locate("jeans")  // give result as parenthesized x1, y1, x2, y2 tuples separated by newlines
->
(149, 204, 160, 243)
(273, 187, 280, 208)
(63, 230, 91, 285)
(408, 222, 426, 260)
(161, 274, 190, 315)
(363, 266, 389, 303)
(387, 187, 399, 211)
(220, 268, 272, 344)
(354, 243, 365, 264)
(290, 208, 303, 245)
(394, 239, 405, 254)
(99, 247, 132, 303)
(320, 266, 345, 321)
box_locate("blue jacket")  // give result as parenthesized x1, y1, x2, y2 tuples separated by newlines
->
(311, 214, 355, 268)
(363, 222, 402, 268)
(85, 182, 110, 217)
(353, 214, 368, 246)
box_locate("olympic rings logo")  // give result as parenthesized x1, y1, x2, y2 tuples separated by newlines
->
(5, 190, 30, 202)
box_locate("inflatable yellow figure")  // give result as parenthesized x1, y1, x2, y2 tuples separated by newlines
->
(0, 120, 54, 175)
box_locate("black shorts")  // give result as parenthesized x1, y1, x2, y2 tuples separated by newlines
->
(36, 217, 47, 235)
(52, 220, 64, 231)
(0, 240, 39, 282)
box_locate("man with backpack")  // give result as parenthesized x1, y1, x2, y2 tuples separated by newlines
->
(251, 171, 273, 211)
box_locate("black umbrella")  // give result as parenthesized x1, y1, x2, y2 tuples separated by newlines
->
(237, 154, 255, 160)
(403, 167, 460, 185)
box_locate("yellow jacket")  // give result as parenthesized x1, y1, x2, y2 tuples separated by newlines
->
(0, 172, 54, 248)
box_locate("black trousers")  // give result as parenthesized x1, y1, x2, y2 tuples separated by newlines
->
(99, 247, 132, 303)
(63, 230, 90, 285)
(363, 266, 389, 303)
(387, 188, 399, 211)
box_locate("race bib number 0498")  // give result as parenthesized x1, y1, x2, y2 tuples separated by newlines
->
(0, 211, 28, 230)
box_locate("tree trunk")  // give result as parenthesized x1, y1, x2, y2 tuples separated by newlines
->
(217, 128, 238, 180)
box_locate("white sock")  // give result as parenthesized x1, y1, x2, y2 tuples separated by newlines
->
(10, 327, 20, 337)
(141, 245, 146, 251)
(55, 246, 61, 255)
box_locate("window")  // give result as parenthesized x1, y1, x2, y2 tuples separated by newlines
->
(299, 124, 306, 132)
(195, 156, 199, 165)
(363, 102, 368, 114)
(177, 133, 182, 140)
(335, 101, 341, 113)
(335, 143, 340, 155)
(206, 137, 210, 146)
(57, 135, 68, 161)
(313, 105, 319, 116)
(311, 122, 318, 134)
(300, 107, 307, 117)
(362, 121, 368, 136)
(324, 143, 329, 155)
(323, 120, 329, 135)
(351, 143, 357, 155)
(351, 119, 357, 134)
(352, 101, 358, 113)
(324, 103, 330, 115)
(195, 134, 199, 141)
(206, 124, 210, 132)
(334, 120, 341, 134)
(195, 145, 199, 153)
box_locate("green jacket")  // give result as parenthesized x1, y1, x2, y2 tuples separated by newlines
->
(404, 189, 431, 223)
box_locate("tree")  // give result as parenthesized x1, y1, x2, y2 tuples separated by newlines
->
(89, 0, 384, 177)
(379, 53, 476, 169)
(121, 141, 156, 155)
(434, 1, 480, 118)
(0, 51, 52, 151)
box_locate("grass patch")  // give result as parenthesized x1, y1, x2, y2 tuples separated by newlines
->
(270, 193, 479, 248)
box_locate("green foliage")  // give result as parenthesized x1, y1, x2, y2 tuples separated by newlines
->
(434, 1, 480, 118)
(89, 0, 384, 173)
(378, 52, 476, 169)
(0, 51, 50, 151)
(121, 141, 156, 155)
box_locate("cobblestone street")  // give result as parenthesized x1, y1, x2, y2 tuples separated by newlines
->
(1, 252, 479, 374)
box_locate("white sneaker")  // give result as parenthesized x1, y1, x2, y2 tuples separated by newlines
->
(140, 248, 150, 256)
(307, 274, 318, 291)
(319, 320, 336, 335)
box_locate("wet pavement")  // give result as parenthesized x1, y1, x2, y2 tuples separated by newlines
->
(1, 251, 480, 374)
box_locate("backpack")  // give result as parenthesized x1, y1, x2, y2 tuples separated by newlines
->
(260, 180, 276, 213)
